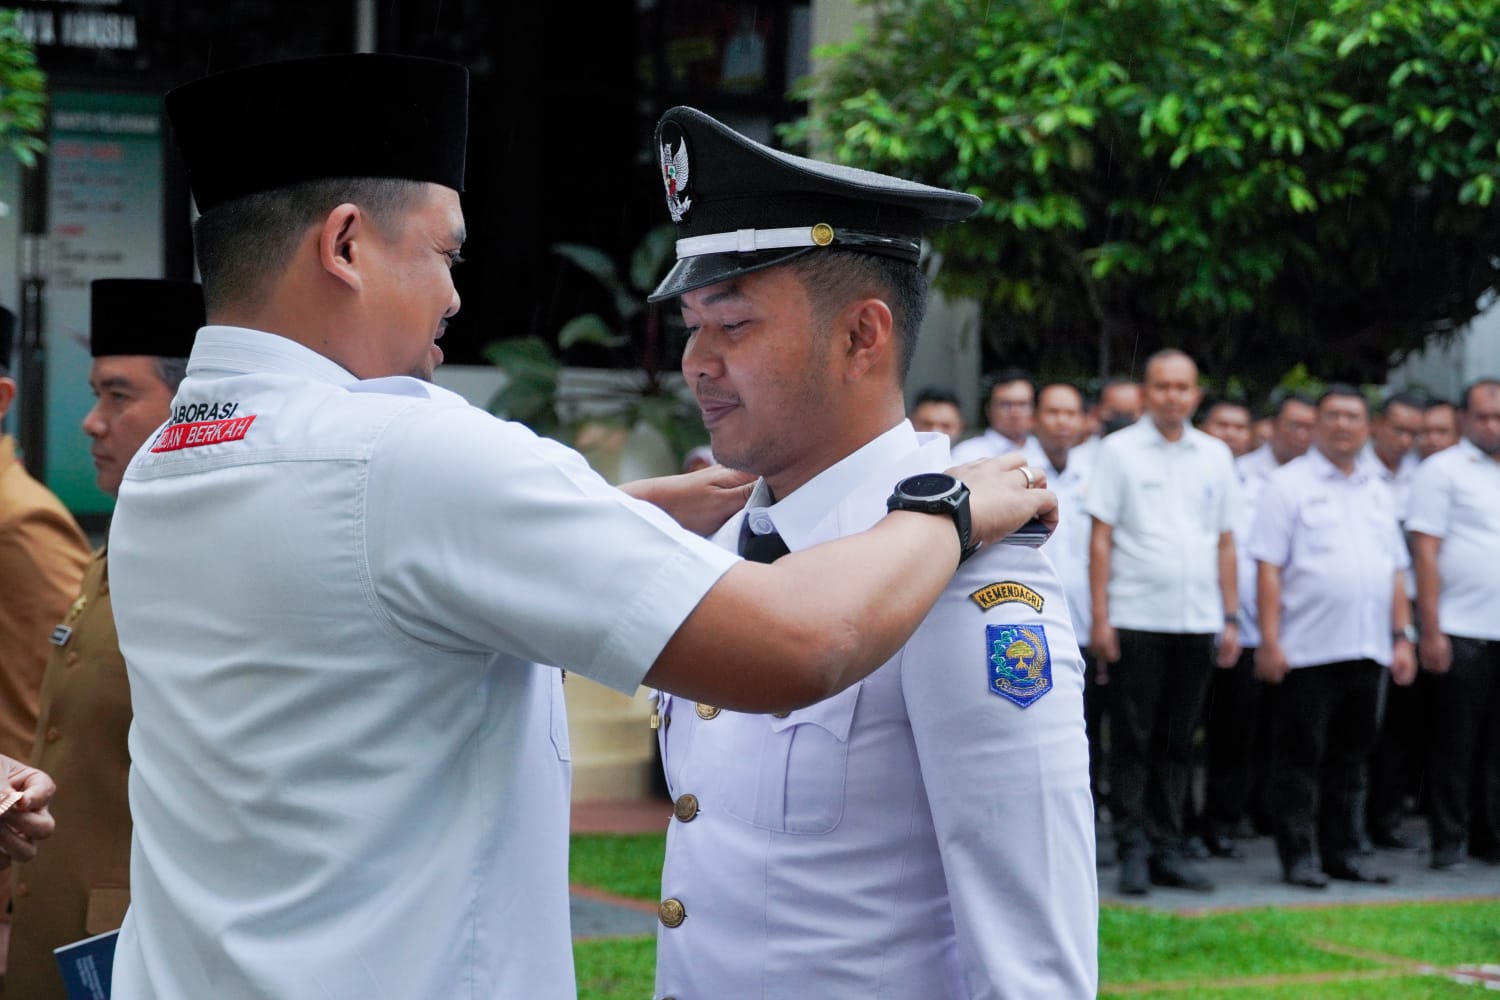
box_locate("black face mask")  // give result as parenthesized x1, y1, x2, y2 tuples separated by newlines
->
(1101, 414, 1135, 437)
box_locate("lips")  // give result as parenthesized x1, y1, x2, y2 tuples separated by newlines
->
(695, 394, 739, 427)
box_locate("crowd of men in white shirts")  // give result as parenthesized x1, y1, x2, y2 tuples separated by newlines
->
(915, 355, 1500, 892)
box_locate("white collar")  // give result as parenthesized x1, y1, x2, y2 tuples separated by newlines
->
(745, 421, 924, 551)
(187, 326, 357, 386)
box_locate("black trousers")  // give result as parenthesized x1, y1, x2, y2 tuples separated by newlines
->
(1083, 645, 1110, 808)
(1426, 636, 1500, 858)
(1270, 659, 1383, 872)
(1109, 629, 1216, 857)
(1367, 667, 1427, 838)
(1201, 646, 1264, 838)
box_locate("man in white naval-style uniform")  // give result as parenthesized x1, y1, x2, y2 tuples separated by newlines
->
(647, 108, 1096, 1000)
(1250, 385, 1417, 889)
(103, 59, 1057, 1000)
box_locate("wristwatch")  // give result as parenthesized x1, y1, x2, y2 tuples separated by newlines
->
(887, 473, 979, 563)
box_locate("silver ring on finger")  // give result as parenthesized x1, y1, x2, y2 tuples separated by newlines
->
(1018, 465, 1037, 489)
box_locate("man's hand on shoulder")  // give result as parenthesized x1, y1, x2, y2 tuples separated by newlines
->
(621, 465, 756, 536)
(947, 453, 1058, 544)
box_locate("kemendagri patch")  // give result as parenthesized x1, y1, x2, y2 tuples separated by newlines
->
(969, 580, 1044, 612)
(986, 623, 1052, 708)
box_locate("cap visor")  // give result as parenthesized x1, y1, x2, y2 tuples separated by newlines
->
(647, 248, 816, 303)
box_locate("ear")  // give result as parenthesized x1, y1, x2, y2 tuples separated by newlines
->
(840, 297, 895, 383)
(318, 202, 366, 292)
(0, 377, 14, 422)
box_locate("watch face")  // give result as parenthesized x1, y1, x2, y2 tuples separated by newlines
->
(900, 473, 957, 498)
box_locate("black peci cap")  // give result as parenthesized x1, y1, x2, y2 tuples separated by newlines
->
(90, 279, 204, 359)
(648, 107, 981, 302)
(166, 54, 469, 214)
(0, 306, 13, 371)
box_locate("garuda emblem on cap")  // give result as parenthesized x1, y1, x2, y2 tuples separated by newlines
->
(986, 623, 1053, 709)
(661, 135, 692, 223)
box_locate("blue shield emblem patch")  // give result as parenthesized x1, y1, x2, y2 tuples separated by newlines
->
(986, 623, 1052, 708)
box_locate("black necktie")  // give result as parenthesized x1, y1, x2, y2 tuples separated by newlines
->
(738, 517, 790, 564)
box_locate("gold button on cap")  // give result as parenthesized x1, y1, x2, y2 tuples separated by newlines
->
(695, 704, 720, 720)
(673, 793, 700, 823)
(659, 897, 686, 928)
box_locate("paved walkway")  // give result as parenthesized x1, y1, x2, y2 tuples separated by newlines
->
(569, 801, 1499, 939)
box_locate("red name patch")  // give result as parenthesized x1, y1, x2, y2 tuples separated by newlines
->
(151, 415, 257, 452)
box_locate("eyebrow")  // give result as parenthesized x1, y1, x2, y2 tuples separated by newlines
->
(696, 285, 748, 308)
(92, 375, 137, 392)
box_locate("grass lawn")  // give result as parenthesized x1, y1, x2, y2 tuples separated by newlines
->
(571, 833, 1500, 999)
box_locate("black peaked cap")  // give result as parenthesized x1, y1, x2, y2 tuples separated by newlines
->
(91, 279, 204, 358)
(648, 106, 981, 302)
(166, 54, 468, 214)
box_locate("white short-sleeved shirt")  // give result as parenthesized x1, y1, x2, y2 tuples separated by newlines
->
(654, 423, 1097, 1000)
(1360, 443, 1419, 522)
(950, 427, 1037, 464)
(106, 327, 737, 1000)
(1233, 443, 1282, 648)
(1034, 444, 1094, 640)
(1247, 448, 1409, 669)
(1405, 438, 1500, 640)
(1084, 418, 1241, 634)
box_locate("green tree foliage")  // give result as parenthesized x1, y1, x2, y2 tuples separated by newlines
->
(790, 0, 1500, 392)
(0, 10, 46, 167)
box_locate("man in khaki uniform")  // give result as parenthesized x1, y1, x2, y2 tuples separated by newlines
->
(0, 307, 90, 766)
(4, 280, 201, 998)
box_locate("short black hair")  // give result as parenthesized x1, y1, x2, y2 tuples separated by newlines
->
(1377, 390, 1424, 417)
(192, 177, 426, 313)
(1461, 377, 1500, 411)
(1267, 391, 1316, 421)
(784, 250, 928, 381)
(1423, 397, 1455, 412)
(1318, 383, 1368, 413)
(913, 386, 960, 408)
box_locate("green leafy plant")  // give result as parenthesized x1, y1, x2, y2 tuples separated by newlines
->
(791, 0, 1500, 396)
(0, 10, 47, 167)
(485, 225, 708, 465)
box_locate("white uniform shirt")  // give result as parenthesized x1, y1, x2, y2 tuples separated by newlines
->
(1034, 443, 1094, 641)
(1405, 438, 1500, 641)
(1247, 448, 1409, 669)
(1233, 443, 1281, 648)
(654, 422, 1097, 1000)
(950, 427, 1038, 464)
(1360, 443, 1419, 522)
(1084, 418, 1241, 633)
(107, 327, 737, 1000)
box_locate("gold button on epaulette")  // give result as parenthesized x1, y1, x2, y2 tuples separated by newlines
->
(695, 704, 720, 720)
(673, 793, 700, 823)
(658, 897, 686, 928)
(771, 710, 790, 718)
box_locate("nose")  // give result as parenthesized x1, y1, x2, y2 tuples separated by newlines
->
(445, 286, 461, 319)
(82, 401, 106, 439)
(680, 326, 722, 382)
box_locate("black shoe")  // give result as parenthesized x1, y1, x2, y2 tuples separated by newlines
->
(1371, 828, 1421, 851)
(1284, 858, 1330, 889)
(1149, 855, 1215, 893)
(1431, 847, 1467, 871)
(1203, 831, 1245, 859)
(1118, 853, 1149, 895)
(1324, 858, 1393, 884)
